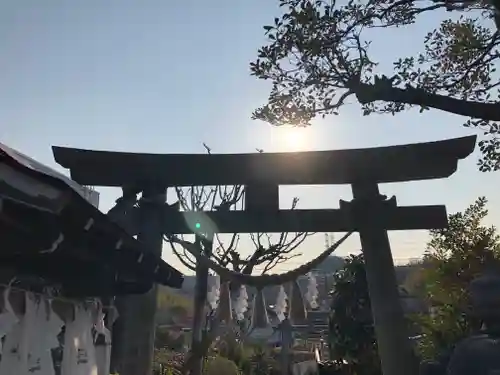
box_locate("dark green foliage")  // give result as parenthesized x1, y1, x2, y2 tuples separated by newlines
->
(251, 0, 500, 170)
(155, 327, 186, 351)
(215, 335, 253, 375)
(409, 197, 500, 360)
(153, 350, 184, 375)
(250, 346, 279, 375)
(328, 254, 381, 375)
(214, 337, 280, 375)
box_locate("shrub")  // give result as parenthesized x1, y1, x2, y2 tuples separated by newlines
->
(204, 356, 240, 375)
(155, 327, 186, 351)
(215, 334, 252, 374)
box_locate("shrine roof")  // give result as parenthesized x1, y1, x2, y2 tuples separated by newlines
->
(0, 142, 100, 207)
(0, 144, 184, 296)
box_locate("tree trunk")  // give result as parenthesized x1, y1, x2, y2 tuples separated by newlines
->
(189, 269, 208, 375)
(187, 237, 213, 375)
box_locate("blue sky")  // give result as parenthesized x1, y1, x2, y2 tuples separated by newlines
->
(1, 1, 498, 274)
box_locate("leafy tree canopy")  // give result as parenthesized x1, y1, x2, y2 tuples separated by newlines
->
(408, 197, 500, 359)
(250, 0, 500, 171)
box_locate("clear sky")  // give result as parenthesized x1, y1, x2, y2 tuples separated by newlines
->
(1, 1, 499, 274)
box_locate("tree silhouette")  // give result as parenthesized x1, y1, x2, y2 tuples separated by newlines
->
(328, 254, 381, 375)
(410, 197, 500, 360)
(251, 0, 500, 171)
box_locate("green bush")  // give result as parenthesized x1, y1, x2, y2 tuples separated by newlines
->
(204, 356, 240, 375)
(153, 349, 184, 375)
(216, 335, 252, 374)
(155, 327, 186, 351)
(250, 346, 279, 375)
(407, 197, 500, 360)
(328, 254, 381, 375)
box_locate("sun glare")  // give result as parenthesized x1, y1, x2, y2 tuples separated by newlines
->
(283, 127, 306, 151)
(269, 125, 311, 152)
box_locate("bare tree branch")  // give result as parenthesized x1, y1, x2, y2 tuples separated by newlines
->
(165, 144, 313, 375)
(166, 237, 196, 272)
(169, 146, 311, 276)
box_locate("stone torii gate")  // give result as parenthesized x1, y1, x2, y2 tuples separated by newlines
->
(52, 135, 476, 375)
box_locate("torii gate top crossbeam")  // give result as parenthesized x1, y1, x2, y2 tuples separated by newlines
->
(52, 136, 476, 187)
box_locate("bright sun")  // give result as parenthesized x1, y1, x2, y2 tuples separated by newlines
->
(283, 128, 305, 150)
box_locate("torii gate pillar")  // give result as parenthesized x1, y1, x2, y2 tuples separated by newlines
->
(110, 186, 167, 375)
(348, 183, 419, 375)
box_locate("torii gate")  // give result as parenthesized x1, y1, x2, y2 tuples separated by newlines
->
(52, 135, 476, 375)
